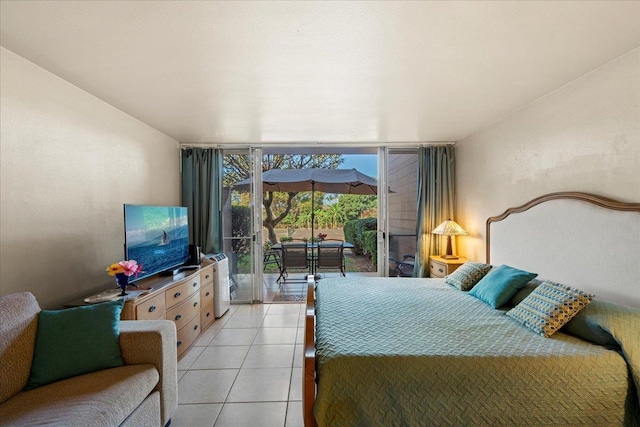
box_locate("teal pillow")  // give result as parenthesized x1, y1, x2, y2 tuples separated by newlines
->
(469, 265, 538, 308)
(26, 300, 124, 390)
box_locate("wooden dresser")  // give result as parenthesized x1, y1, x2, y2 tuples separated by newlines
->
(120, 261, 215, 357)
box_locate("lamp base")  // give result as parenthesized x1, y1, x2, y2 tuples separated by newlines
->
(440, 254, 459, 260)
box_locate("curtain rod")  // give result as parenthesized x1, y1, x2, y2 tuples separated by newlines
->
(179, 141, 456, 149)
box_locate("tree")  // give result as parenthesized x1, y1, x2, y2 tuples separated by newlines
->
(335, 194, 377, 221)
(224, 154, 343, 243)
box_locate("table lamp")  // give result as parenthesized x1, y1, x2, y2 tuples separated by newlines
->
(431, 219, 468, 259)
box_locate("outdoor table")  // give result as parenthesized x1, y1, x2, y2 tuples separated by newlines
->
(271, 241, 354, 275)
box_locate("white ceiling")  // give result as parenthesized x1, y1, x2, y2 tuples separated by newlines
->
(1, 1, 639, 144)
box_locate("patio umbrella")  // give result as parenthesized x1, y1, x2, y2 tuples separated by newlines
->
(233, 168, 379, 240)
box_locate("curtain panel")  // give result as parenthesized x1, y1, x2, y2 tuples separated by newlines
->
(414, 146, 456, 277)
(181, 148, 223, 254)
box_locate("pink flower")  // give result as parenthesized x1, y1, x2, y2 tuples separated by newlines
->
(119, 260, 142, 277)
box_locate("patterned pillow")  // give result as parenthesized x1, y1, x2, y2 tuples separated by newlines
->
(445, 262, 492, 291)
(506, 281, 594, 337)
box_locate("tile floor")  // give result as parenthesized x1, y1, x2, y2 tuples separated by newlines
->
(172, 272, 375, 427)
(171, 301, 306, 427)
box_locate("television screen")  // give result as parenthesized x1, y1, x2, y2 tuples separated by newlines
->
(124, 205, 190, 282)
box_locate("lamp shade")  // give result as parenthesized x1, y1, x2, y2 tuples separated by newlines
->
(431, 220, 468, 236)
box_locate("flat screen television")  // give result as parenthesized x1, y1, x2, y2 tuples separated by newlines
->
(124, 204, 190, 282)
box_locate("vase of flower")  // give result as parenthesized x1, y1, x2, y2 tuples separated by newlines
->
(115, 273, 129, 296)
(107, 260, 144, 297)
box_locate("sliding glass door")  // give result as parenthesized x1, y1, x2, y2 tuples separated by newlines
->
(222, 148, 263, 302)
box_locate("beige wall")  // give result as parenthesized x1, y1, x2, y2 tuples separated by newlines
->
(456, 48, 640, 262)
(0, 48, 181, 309)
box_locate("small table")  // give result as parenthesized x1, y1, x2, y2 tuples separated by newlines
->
(428, 256, 468, 278)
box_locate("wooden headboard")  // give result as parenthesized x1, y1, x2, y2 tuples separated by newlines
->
(486, 192, 640, 307)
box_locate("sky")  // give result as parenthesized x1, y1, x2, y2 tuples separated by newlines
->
(340, 154, 377, 178)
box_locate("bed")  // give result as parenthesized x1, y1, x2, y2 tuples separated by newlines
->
(303, 192, 640, 426)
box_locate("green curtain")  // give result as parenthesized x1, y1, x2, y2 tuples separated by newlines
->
(414, 145, 456, 277)
(181, 148, 223, 254)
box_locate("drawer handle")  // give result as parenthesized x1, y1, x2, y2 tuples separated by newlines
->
(206, 291, 211, 297)
(205, 274, 210, 279)
(193, 301, 198, 307)
(174, 292, 181, 298)
(148, 305, 156, 313)
(193, 282, 198, 287)
(206, 312, 211, 317)
(194, 324, 199, 331)
(175, 314, 182, 321)
(439, 268, 444, 273)
(176, 340, 182, 347)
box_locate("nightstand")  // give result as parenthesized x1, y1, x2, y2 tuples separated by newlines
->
(428, 256, 468, 278)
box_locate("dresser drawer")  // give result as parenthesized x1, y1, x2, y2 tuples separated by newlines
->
(200, 301, 215, 331)
(429, 260, 447, 278)
(200, 266, 214, 286)
(176, 314, 200, 357)
(136, 293, 166, 320)
(200, 283, 214, 307)
(165, 276, 200, 309)
(166, 291, 200, 330)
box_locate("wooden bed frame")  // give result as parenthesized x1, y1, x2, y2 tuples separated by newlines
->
(303, 191, 640, 427)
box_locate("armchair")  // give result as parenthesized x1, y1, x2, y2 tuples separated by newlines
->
(0, 292, 177, 427)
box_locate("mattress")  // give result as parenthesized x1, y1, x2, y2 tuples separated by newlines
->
(314, 277, 638, 426)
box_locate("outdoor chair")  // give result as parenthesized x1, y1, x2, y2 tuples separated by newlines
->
(315, 239, 346, 277)
(263, 246, 283, 281)
(279, 240, 310, 283)
(390, 254, 415, 277)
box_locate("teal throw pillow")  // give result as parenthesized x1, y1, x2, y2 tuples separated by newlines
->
(26, 300, 125, 390)
(469, 265, 537, 308)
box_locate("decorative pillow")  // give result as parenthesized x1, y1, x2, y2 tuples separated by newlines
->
(25, 300, 125, 390)
(506, 281, 594, 338)
(469, 265, 537, 308)
(507, 279, 542, 307)
(562, 299, 633, 348)
(445, 262, 492, 291)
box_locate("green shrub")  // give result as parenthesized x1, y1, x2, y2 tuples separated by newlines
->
(344, 218, 377, 255)
(343, 220, 357, 251)
(363, 230, 377, 263)
(231, 205, 251, 253)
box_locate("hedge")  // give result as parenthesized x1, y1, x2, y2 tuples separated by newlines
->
(363, 230, 377, 263)
(343, 218, 377, 255)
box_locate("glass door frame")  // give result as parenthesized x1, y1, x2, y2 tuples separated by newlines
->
(250, 147, 264, 302)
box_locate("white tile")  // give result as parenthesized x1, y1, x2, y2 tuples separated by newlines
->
(223, 314, 265, 328)
(178, 369, 238, 404)
(286, 401, 303, 427)
(293, 344, 303, 368)
(209, 328, 259, 346)
(296, 327, 305, 344)
(233, 303, 269, 314)
(214, 402, 287, 427)
(289, 367, 302, 401)
(193, 324, 220, 347)
(190, 346, 251, 370)
(178, 346, 205, 370)
(172, 403, 222, 427)
(226, 368, 292, 402)
(267, 304, 303, 315)
(262, 314, 300, 328)
(177, 370, 187, 382)
(253, 328, 298, 345)
(242, 344, 295, 368)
